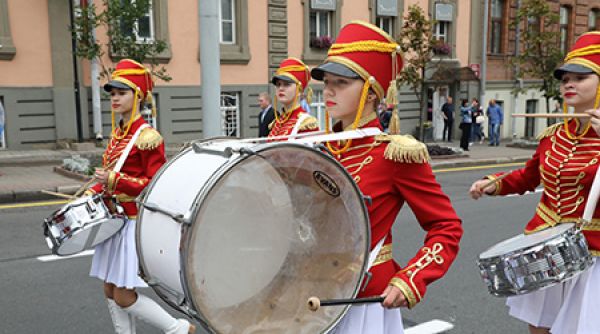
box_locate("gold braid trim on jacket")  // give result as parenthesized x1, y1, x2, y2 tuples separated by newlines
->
(298, 115, 319, 131)
(135, 127, 163, 150)
(376, 134, 429, 163)
(536, 123, 562, 140)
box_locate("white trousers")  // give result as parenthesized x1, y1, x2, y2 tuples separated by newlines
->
(333, 303, 404, 334)
(507, 259, 600, 333)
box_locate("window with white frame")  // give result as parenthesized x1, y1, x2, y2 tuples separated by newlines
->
(220, 0, 236, 44)
(220, 92, 239, 137)
(119, 0, 155, 43)
(433, 21, 449, 43)
(376, 17, 394, 35)
(560, 6, 571, 54)
(589, 9, 599, 31)
(310, 10, 332, 40)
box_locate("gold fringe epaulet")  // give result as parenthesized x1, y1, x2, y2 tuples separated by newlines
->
(298, 115, 319, 131)
(376, 134, 430, 163)
(135, 127, 163, 150)
(536, 123, 562, 140)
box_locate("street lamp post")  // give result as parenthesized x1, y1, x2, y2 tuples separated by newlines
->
(199, 0, 221, 138)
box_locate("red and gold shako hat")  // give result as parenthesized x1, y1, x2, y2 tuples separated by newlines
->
(271, 57, 311, 91)
(311, 20, 403, 100)
(104, 59, 154, 99)
(554, 31, 600, 80)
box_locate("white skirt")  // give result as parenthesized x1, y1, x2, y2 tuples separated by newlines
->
(506, 258, 600, 333)
(332, 303, 404, 334)
(89, 219, 147, 289)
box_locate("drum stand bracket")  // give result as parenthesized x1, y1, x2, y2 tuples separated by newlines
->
(139, 202, 190, 225)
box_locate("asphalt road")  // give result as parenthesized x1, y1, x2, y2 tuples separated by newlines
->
(0, 164, 540, 333)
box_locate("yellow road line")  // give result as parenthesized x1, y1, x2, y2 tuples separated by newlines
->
(0, 200, 68, 210)
(433, 162, 525, 173)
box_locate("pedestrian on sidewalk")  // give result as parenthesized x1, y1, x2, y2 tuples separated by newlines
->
(469, 31, 600, 334)
(471, 98, 485, 144)
(441, 96, 454, 142)
(487, 99, 503, 146)
(85, 59, 194, 334)
(459, 99, 472, 151)
(311, 20, 463, 334)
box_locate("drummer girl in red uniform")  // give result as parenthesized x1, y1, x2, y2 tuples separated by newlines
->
(85, 59, 194, 334)
(268, 57, 319, 137)
(470, 32, 600, 334)
(311, 21, 463, 333)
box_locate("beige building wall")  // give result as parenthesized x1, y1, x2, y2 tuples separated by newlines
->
(0, 0, 53, 87)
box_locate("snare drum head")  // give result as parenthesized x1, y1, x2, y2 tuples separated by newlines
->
(479, 223, 575, 259)
(185, 143, 369, 334)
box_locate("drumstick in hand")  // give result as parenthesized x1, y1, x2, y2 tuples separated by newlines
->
(40, 189, 76, 200)
(479, 173, 510, 194)
(307, 296, 385, 312)
(73, 177, 97, 198)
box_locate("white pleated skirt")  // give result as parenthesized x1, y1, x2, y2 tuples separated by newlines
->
(89, 219, 147, 289)
(506, 258, 600, 333)
(332, 303, 404, 334)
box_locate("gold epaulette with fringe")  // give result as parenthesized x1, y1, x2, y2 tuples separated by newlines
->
(298, 115, 319, 131)
(376, 134, 430, 163)
(135, 127, 163, 150)
(536, 123, 562, 140)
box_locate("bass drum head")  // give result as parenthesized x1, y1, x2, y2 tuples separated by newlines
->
(184, 143, 369, 334)
(479, 223, 575, 259)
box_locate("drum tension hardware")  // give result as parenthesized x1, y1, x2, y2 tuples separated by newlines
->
(140, 201, 190, 225)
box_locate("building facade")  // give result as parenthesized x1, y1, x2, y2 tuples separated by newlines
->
(0, 0, 482, 149)
(472, 0, 600, 140)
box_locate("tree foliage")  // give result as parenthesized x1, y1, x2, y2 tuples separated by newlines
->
(397, 5, 442, 139)
(71, 0, 171, 82)
(510, 0, 563, 112)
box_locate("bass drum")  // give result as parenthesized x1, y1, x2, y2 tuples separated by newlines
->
(137, 141, 370, 334)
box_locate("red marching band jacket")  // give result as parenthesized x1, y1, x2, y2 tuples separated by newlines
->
(328, 114, 463, 308)
(267, 106, 318, 137)
(86, 116, 166, 218)
(488, 121, 600, 256)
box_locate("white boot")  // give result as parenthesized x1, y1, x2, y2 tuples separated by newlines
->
(107, 298, 136, 334)
(124, 294, 193, 334)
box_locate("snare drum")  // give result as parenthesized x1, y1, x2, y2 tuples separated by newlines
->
(43, 194, 126, 256)
(477, 223, 593, 297)
(137, 141, 370, 334)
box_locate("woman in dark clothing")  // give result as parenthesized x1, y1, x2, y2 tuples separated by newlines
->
(459, 99, 472, 151)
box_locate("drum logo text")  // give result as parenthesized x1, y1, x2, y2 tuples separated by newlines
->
(313, 171, 340, 197)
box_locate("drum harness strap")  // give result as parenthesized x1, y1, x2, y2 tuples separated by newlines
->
(289, 112, 310, 137)
(113, 123, 150, 173)
(361, 237, 387, 290)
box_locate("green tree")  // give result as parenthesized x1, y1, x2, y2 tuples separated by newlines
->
(397, 5, 441, 140)
(71, 0, 171, 81)
(510, 0, 563, 113)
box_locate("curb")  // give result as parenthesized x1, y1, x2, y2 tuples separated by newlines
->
(431, 156, 531, 169)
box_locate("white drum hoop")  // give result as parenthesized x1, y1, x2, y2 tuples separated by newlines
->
(137, 141, 371, 333)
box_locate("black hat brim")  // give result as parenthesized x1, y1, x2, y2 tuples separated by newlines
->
(553, 63, 595, 80)
(103, 80, 132, 92)
(311, 62, 360, 81)
(271, 75, 296, 85)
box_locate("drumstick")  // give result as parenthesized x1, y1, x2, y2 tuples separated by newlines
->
(512, 113, 589, 118)
(307, 296, 385, 312)
(40, 189, 76, 200)
(480, 173, 510, 193)
(73, 177, 97, 198)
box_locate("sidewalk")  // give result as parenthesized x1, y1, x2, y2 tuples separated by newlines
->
(0, 140, 535, 204)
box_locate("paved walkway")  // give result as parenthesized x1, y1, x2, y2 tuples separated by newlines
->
(0, 140, 535, 204)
